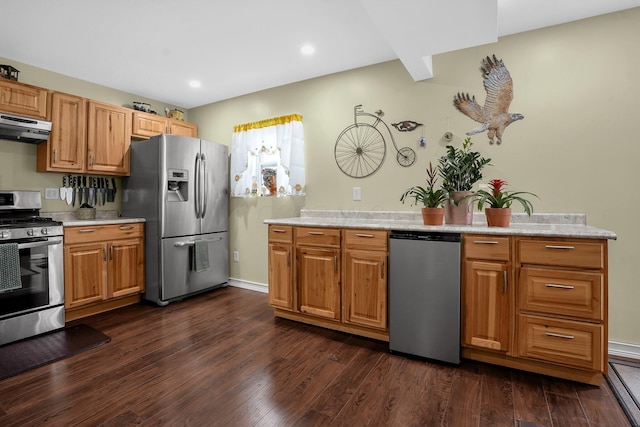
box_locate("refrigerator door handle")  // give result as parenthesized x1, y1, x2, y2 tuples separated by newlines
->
(194, 153, 201, 218)
(201, 154, 208, 218)
(174, 237, 224, 247)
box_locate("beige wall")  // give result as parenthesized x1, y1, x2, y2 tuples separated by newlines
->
(191, 8, 640, 346)
(1, 8, 638, 347)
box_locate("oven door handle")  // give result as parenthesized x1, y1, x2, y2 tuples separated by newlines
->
(17, 237, 63, 249)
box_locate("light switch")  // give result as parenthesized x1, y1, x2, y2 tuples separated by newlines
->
(352, 187, 361, 201)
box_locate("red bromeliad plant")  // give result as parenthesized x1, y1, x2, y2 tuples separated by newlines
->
(467, 179, 538, 215)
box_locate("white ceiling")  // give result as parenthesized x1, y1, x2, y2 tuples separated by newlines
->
(1, 0, 639, 109)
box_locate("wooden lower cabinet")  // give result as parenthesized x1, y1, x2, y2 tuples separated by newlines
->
(64, 223, 145, 321)
(462, 234, 609, 385)
(297, 246, 340, 320)
(268, 225, 389, 341)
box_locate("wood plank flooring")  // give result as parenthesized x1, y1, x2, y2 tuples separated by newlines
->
(0, 287, 632, 426)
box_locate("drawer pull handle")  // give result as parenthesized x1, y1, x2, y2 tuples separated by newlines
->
(119, 226, 135, 231)
(545, 245, 575, 250)
(79, 229, 97, 233)
(545, 283, 575, 290)
(545, 332, 575, 340)
(355, 233, 374, 238)
(272, 229, 287, 233)
(308, 231, 324, 235)
(473, 240, 499, 245)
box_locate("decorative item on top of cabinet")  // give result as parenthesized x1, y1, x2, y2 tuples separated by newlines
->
(132, 110, 198, 139)
(267, 225, 294, 311)
(342, 229, 389, 330)
(86, 100, 132, 176)
(64, 222, 145, 321)
(37, 91, 86, 173)
(462, 234, 512, 353)
(0, 78, 48, 119)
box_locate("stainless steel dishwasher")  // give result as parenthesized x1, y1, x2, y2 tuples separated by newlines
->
(389, 230, 461, 364)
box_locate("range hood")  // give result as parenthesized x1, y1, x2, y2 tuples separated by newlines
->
(0, 112, 52, 144)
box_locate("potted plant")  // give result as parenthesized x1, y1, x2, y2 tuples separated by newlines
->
(400, 162, 448, 225)
(467, 179, 538, 227)
(438, 137, 491, 224)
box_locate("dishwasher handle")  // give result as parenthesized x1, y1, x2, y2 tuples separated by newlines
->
(389, 231, 461, 242)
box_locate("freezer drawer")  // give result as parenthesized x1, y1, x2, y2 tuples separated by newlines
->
(159, 232, 229, 302)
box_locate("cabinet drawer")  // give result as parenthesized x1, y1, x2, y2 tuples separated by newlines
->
(295, 227, 340, 248)
(518, 267, 603, 321)
(65, 223, 144, 244)
(268, 225, 293, 243)
(517, 314, 603, 371)
(518, 239, 604, 269)
(344, 229, 388, 251)
(463, 235, 510, 261)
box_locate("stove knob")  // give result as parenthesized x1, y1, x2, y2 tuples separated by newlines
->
(1, 231, 9, 239)
(41, 228, 48, 235)
(27, 229, 35, 236)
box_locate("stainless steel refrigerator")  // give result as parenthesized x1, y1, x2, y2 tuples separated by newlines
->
(122, 134, 229, 305)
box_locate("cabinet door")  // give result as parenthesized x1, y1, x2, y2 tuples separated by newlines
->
(463, 260, 511, 352)
(64, 243, 107, 309)
(87, 101, 132, 175)
(169, 120, 198, 137)
(37, 92, 86, 172)
(344, 249, 387, 329)
(108, 238, 145, 298)
(268, 243, 293, 310)
(132, 111, 168, 138)
(297, 247, 340, 320)
(0, 80, 48, 118)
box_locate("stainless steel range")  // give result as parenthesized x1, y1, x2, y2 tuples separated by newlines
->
(0, 190, 64, 346)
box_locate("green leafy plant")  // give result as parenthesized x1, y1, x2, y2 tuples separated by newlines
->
(467, 179, 538, 215)
(400, 162, 448, 208)
(438, 137, 492, 192)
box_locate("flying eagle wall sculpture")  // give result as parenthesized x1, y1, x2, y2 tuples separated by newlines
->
(453, 55, 524, 145)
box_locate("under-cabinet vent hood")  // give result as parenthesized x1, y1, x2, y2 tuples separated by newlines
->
(0, 112, 51, 144)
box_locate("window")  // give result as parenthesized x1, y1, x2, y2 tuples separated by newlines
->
(230, 114, 305, 197)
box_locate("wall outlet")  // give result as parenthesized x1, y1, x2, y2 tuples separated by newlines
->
(45, 187, 59, 200)
(233, 251, 239, 262)
(352, 187, 362, 201)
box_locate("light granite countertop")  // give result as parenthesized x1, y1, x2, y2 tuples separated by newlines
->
(45, 210, 146, 227)
(264, 209, 617, 240)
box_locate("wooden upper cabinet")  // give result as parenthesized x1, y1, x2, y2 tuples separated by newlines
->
(132, 110, 198, 139)
(0, 79, 48, 118)
(132, 111, 168, 138)
(169, 119, 198, 137)
(37, 91, 86, 172)
(87, 100, 132, 176)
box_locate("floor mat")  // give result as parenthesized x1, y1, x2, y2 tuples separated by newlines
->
(0, 324, 110, 381)
(607, 358, 640, 427)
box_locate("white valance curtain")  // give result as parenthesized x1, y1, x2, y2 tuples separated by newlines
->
(230, 114, 305, 197)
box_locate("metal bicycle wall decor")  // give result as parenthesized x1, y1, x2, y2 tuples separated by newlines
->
(334, 105, 416, 178)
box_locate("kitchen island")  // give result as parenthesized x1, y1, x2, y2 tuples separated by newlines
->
(264, 209, 616, 385)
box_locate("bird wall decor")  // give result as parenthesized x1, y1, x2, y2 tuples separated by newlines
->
(453, 55, 524, 145)
(391, 121, 423, 132)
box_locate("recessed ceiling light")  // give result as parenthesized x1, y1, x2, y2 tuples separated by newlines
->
(189, 80, 201, 88)
(300, 44, 315, 55)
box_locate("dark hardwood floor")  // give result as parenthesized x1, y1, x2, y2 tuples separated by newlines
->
(0, 287, 631, 426)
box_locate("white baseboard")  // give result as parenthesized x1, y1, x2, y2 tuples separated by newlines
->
(228, 278, 268, 294)
(609, 341, 640, 360)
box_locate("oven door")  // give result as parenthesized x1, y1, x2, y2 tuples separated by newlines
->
(0, 236, 63, 318)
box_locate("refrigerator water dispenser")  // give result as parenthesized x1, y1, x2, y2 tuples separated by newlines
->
(167, 168, 188, 202)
